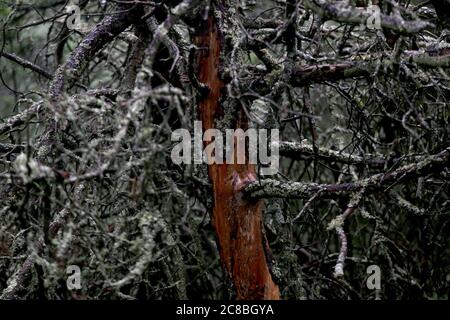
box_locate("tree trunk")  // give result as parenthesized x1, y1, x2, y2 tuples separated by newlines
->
(193, 8, 280, 300)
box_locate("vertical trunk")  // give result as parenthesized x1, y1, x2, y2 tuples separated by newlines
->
(193, 9, 280, 300)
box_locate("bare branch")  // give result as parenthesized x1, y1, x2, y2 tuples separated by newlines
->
(304, 0, 434, 34)
(0, 51, 52, 79)
(246, 147, 450, 199)
(49, 4, 143, 99)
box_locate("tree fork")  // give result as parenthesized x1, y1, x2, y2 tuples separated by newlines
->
(193, 6, 280, 300)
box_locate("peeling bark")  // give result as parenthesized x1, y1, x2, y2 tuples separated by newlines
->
(193, 11, 280, 300)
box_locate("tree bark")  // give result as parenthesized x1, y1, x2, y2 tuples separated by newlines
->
(193, 9, 280, 300)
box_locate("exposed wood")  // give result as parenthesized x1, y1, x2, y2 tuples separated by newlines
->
(194, 12, 280, 300)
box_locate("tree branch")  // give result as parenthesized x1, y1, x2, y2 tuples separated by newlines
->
(304, 0, 433, 34)
(277, 140, 427, 168)
(0, 51, 53, 79)
(145, 0, 196, 68)
(291, 51, 450, 86)
(0, 101, 43, 135)
(246, 147, 450, 199)
(49, 4, 143, 99)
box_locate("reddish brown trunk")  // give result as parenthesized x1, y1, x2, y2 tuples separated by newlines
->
(194, 14, 280, 300)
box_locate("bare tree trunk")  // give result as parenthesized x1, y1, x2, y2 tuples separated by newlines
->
(193, 8, 280, 300)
